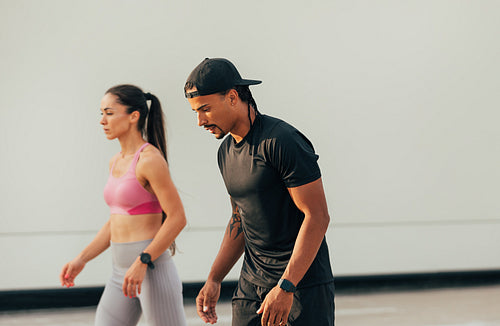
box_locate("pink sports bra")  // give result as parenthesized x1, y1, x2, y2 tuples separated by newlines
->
(103, 143, 162, 215)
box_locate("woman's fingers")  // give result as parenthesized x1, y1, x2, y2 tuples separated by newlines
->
(59, 265, 68, 286)
(60, 264, 74, 287)
(123, 278, 141, 298)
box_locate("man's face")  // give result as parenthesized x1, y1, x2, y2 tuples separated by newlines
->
(187, 87, 234, 139)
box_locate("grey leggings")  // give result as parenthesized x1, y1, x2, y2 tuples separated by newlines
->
(95, 239, 187, 326)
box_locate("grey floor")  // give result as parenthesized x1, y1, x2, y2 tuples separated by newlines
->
(1, 285, 499, 326)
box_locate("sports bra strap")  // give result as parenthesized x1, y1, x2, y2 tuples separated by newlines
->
(110, 143, 150, 175)
(130, 143, 150, 170)
(110, 156, 118, 173)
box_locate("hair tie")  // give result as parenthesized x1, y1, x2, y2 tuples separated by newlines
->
(144, 92, 153, 101)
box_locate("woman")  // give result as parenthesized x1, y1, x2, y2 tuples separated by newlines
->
(60, 84, 187, 326)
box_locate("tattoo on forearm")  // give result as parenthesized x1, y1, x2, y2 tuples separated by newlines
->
(228, 199, 243, 239)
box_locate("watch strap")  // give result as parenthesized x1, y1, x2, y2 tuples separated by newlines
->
(140, 252, 155, 270)
(278, 278, 296, 293)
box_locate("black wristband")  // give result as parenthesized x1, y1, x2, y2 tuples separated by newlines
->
(278, 278, 296, 293)
(140, 252, 155, 270)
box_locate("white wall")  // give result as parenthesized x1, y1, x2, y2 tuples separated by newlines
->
(0, 0, 499, 291)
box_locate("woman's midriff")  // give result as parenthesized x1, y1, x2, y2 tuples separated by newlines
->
(110, 213, 163, 243)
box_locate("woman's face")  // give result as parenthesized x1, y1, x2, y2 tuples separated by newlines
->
(99, 93, 137, 140)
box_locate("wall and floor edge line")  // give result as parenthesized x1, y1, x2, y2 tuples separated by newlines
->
(1, 270, 500, 311)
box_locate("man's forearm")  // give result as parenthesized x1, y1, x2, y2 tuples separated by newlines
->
(281, 212, 329, 286)
(208, 199, 246, 283)
(208, 230, 245, 283)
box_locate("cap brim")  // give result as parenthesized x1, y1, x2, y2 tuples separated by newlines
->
(236, 79, 262, 86)
(185, 79, 262, 98)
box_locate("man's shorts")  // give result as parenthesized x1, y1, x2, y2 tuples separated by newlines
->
(232, 277, 335, 326)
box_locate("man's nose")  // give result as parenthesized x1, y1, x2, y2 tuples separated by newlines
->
(197, 113, 206, 126)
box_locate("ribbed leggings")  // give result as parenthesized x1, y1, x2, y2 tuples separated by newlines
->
(95, 239, 187, 326)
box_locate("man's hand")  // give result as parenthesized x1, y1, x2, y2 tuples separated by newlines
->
(257, 286, 293, 326)
(196, 280, 221, 324)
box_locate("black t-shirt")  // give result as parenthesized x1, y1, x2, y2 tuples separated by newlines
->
(218, 114, 334, 289)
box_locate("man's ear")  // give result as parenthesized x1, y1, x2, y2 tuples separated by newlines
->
(227, 89, 239, 106)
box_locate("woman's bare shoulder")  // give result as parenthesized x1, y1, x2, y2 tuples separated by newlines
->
(138, 144, 167, 170)
(108, 152, 120, 170)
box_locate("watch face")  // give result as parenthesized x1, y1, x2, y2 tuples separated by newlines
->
(279, 279, 296, 292)
(140, 253, 151, 264)
(140, 253, 155, 270)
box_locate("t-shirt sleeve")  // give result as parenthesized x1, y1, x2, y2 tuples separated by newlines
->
(266, 123, 321, 188)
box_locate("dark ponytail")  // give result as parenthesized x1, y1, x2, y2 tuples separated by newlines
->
(144, 93, 168, 164)
(105, 84, 176, 255)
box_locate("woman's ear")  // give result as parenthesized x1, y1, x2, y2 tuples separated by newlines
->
(130, 110, 140, 123)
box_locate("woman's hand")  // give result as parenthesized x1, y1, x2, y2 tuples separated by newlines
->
(122, 258, 148, 298)
(60, 257, 86, 288)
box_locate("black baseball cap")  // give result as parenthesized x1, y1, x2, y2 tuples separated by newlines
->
(185, 58, 262, 98)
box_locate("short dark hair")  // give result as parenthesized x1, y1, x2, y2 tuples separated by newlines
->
(220, 85, 259, 113)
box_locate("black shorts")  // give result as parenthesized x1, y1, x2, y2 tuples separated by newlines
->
(232, 277, 335, 326)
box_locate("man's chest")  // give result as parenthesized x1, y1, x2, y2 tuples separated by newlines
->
(220, 147, 281, 199)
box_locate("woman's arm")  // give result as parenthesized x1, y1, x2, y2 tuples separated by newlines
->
(60, 220, 111, 287)
(121, 149, 187, 298)
(138, 150, 187, 259)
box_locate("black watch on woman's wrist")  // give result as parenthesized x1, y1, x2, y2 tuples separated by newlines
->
(140, 252, 155, 270)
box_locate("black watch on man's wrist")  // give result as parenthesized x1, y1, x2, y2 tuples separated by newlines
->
(140, 252, 155, 270)
(278, 278, 296, 293)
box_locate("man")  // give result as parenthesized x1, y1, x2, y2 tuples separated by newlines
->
(184, 58, 334, 326)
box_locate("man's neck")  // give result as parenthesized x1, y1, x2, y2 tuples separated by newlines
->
(230, 104, 256, 143)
